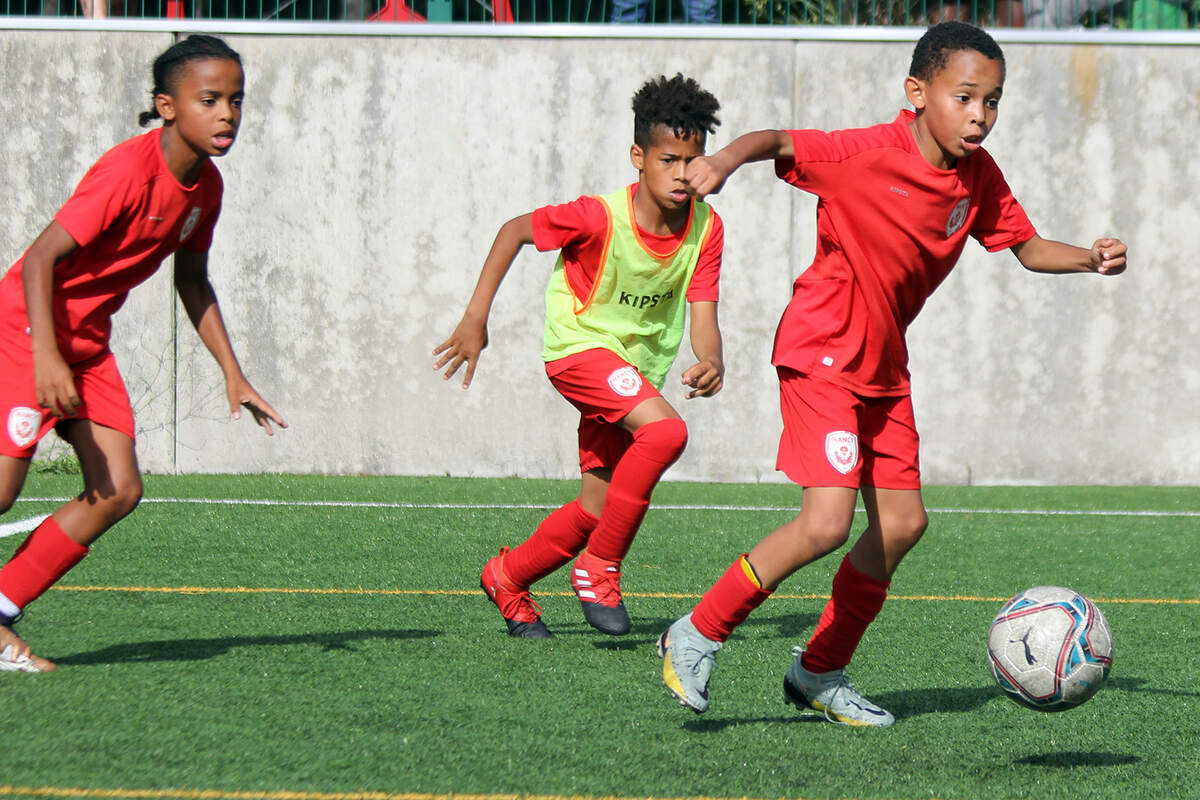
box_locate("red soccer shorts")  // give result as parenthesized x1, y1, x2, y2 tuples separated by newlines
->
(0, 344, 135, 458)
(546, 348, 662, 473)
(776, 367, 920, 490)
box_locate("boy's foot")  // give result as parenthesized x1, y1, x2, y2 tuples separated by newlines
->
(480, 548, 552, 638)
(657, 613, 722, 713)
(782, 647, 893, 727)
(0, 623, 56, 673)
(569, 551, 630, 635)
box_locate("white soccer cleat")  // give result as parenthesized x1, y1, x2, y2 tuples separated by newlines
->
(0, 625, 56, 673)
(657, 613, 722, 713)
(783, 647, 893, 727)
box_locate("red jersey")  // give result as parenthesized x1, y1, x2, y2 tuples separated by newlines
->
(0, 128, 223, 364)
(773, 110, 1036, 397)
(530, 183, 723, 304)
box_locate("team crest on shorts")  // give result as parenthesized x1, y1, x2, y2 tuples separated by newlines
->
(179, 206, 202, 242)
(825, 430, 859, 475)
(7, 406, 42, 449)
(607, 366, 643, 398)
(945, 198, 970, 237)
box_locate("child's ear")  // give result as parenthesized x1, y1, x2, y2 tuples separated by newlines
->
(154, 92, 176, 122)
(904, 76, 927, 110)
(630, 143, 645, 171)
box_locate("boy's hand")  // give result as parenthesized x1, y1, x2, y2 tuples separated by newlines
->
(681, 359, 724, 399)
(683, 153, 733, 199)
(32, 348, 80, 418)
(1091, 238, 1127, 275)
(227, 376, 287, 435)
(433, 317, 488, 389)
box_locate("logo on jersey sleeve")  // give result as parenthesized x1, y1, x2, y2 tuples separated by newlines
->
(824, 430, 859, 475)
(7, 407, 43, 449)
(607, 366, 644, 398)
(180, 206, 203, 243)
(945, 198, 970, 237)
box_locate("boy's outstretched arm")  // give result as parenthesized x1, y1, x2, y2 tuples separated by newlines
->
(433, 213, 535, 389)
(684, 130, 795, 199)
(1011, 234, 1127, 276)
(681, 300, 724, 399)
(174, 249, 287, 435)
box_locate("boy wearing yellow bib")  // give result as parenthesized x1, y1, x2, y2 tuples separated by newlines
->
(435, 74, 725, 638)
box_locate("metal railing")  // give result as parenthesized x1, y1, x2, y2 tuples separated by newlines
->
(2, 0, 1195, 30)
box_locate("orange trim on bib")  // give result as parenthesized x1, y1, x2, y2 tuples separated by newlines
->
(573, 196, 615, 314)
(626, 184, 693, 261)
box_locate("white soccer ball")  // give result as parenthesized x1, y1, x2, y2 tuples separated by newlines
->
(986, 585, 1113, 712)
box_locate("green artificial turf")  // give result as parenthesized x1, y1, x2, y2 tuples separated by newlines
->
(1, 475, 1197, 800)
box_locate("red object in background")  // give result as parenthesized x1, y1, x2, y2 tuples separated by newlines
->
(367, 0, 427, 20)
(366, 0, 513, 21)
(165, 0, 184, 15)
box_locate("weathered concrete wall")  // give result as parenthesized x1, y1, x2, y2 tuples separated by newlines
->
(0, 29, 1195, 484)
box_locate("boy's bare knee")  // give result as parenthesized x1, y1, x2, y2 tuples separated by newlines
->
(84, 475, 143, 521)
(114, 477, 144, 517)
(793, 513, 852, 557)
(885, 508, 929, 549)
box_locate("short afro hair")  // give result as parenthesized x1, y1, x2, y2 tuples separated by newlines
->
(632, 73, 721, 149)
(909, 21, 1005, 83)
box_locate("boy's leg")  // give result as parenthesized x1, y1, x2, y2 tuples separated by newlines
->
(785, 394, 925, 726)
(572, 396, 687, 635)
(0, 455, 31, 516)
(545, 351, 687, 636)
(661, 486, 856, 712)
(800, 486, 927, 667)
(0, 454, 53, 673)
(480, 470, 603, 639)
(0, 421, 141, 673)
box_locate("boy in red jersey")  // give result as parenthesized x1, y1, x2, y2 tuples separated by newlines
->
(658, 22, 1126, 723)
(435, 74, 725, 638)
(0, 35, 285, 673)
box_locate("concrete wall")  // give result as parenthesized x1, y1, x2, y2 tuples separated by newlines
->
(1, 28, 1196, 484)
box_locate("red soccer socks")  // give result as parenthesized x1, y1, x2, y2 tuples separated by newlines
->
(691, 555, 773, 642)
(802, 555, 890, 674)
(0, 517, 88, 613)
(585, 417, 687, 563)
(501, 499, 599, 588)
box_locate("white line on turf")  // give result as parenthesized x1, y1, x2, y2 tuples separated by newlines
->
(8, 497, 1200, 517)
(0, 514, 49, 539)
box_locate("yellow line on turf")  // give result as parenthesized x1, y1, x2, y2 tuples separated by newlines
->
(0, 788, 911, 800)
(45, 585, 1199, 605)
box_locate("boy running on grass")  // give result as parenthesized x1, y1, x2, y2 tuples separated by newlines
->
(657, 22, 1126, 723)
(0, 36, 285, 672)
(435, 74, 725, 638)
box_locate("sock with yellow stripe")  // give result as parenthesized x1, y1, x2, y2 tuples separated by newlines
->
(690, 554, 773, 642)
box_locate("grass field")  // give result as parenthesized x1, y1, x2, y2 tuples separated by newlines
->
(1, 475, 1198, 800)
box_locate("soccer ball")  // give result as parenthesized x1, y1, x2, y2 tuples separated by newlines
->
(986, 586, 1113, 712)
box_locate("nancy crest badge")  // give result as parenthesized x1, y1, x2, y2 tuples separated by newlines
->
(607, 366, 643, 398)
(825, 430, 859, 475)
(7, 406, 42, 449)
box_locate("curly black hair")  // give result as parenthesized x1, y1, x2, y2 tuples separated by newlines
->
(632, 73, 721, 149)
(909, 21, 1005, 83)
(139, 35, 243, 127)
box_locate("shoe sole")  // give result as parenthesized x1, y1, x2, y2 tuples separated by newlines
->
(578, 600, 630, 635)
(657, 629, 706, 714)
